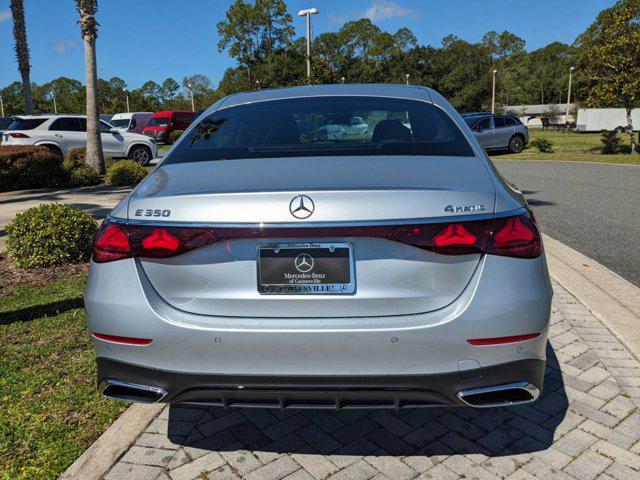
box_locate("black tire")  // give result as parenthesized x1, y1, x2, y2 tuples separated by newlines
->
(44, 144, 63, 158)
(129, 145, 151, 166)
(509, 135, 525, 154)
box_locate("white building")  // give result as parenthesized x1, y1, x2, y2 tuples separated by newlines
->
(504, 104, 577, 127)
(576, 108, 640, 132)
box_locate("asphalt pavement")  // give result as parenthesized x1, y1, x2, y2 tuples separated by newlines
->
(494, 159, 640, 287)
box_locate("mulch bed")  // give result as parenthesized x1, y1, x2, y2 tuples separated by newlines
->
(0, 254, 88, 298)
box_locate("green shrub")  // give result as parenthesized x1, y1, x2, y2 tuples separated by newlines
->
(104, 157, 119, 170)
(169, 129, 184, 144)
(600, 130, 621, 154)
(530, 138, 554, 153)
(0, 145, 65, 191)
(62, 146, 86, 171)
(106, 159, 148, 186)
(68, 164, 102, 187)
(5, 203, 98, 268)
(61, 147, 111, 187)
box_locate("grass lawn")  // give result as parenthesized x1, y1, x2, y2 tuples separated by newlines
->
(0, 269, 126, 480)
(491, 129, 640, 165)
(157, 144, 172, 154)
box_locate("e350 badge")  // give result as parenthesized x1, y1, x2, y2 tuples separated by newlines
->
(444, 204, 485, 214)
(135, 209, 172, 217)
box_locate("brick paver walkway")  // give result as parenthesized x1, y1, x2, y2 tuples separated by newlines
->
(103, 282, 640, 480)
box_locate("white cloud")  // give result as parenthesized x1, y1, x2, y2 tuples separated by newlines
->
(52, 40, 75, 53)
(0, 9, 11, 23)
(363, 1, 418, 22)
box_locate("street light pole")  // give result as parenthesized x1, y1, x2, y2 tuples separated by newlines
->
(566, 66, 575, 122)
(188, 84, 195, 112)
(123, 88, 129, 113)
(52, 91, 57, 114)
(491, 69, 497, 114)
(0, 95, 4, 117)
(405, 74, 410, 85)
(298, 8, 318, 80)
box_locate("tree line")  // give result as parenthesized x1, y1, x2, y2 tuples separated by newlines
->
(214, 0, 638, 118)
(3, 0, 639, 161)
(0, 74, 217, 116)
(3, 0, 639, 116)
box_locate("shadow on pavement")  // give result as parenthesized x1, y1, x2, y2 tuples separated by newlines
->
(65, 203, 114, 219)
(0, 185, 131, 206)
(526, 199, 555, 207)
(166, 344, 567, 457)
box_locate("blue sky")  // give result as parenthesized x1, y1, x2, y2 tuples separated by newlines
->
(0, 0, 615, 89)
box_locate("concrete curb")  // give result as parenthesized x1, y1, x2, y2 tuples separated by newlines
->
(494, 158, 640, 167)
(58, 403, 164, 480)
(543, 233, 640, 359)
(58, 234, 640, 479)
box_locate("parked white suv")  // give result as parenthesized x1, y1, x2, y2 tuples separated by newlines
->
(2, 114, 158, 165)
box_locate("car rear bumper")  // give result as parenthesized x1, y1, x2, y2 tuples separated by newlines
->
(97, 356, 545, 408)
(86, 250, 552, 409)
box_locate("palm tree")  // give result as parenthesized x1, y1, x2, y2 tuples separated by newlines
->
(10, 0, 34, 114)
(76, 0, 104, 174)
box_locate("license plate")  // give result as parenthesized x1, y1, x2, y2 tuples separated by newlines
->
(258, 243, 355, 295)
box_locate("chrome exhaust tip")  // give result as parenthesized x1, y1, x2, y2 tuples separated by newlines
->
(457, 381, 540, 408)
(100, 379, 167, 403)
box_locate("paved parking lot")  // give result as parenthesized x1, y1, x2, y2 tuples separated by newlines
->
(494, 160, 640, 287)
(103, 281, 640, 480)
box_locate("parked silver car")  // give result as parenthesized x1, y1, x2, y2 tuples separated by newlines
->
(463, 113, 529, 153)
(86, 84, 552, 409)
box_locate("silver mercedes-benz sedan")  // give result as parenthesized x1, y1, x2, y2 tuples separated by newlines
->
(86, 84, 552, 409)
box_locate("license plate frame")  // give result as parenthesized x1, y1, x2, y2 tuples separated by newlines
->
(257, 242, 355, 295)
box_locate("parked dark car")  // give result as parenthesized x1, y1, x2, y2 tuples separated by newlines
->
(462, 113, 529, 153)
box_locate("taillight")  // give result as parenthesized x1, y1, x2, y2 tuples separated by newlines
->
(9, 132, 30, 138)
(92, 212, 541, 263)
(127, 225, 217, 258)
(92, 221, 217, 263)
(487, 213, 541, 259)
(93, 222, 132, 263)
(389, 212, 540, 258)
(389, 219, 491, 255)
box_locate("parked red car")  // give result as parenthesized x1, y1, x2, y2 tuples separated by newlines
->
(143, 111, 197, 143)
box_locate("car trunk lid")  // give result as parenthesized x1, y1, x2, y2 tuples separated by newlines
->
(130, 155, 495, 318)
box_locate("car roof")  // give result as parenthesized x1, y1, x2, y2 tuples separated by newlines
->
(152, 110, 195, 116)
(113, 112, 152, 117)
(12, 114, 86, 119)
(216, 84, 435, 110)
(461, 112, 519, 119)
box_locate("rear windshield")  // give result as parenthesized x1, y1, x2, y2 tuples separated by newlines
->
(148, 117, 170, 127)
(165, 96, 474, 164)
(7, 118, 48, 130)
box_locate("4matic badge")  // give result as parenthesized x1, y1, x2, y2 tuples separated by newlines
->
(444, 204, 486, 214)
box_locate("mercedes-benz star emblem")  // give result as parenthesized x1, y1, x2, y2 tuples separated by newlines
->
(294, 253, 314, 273)
(289, 195, 315, 219)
